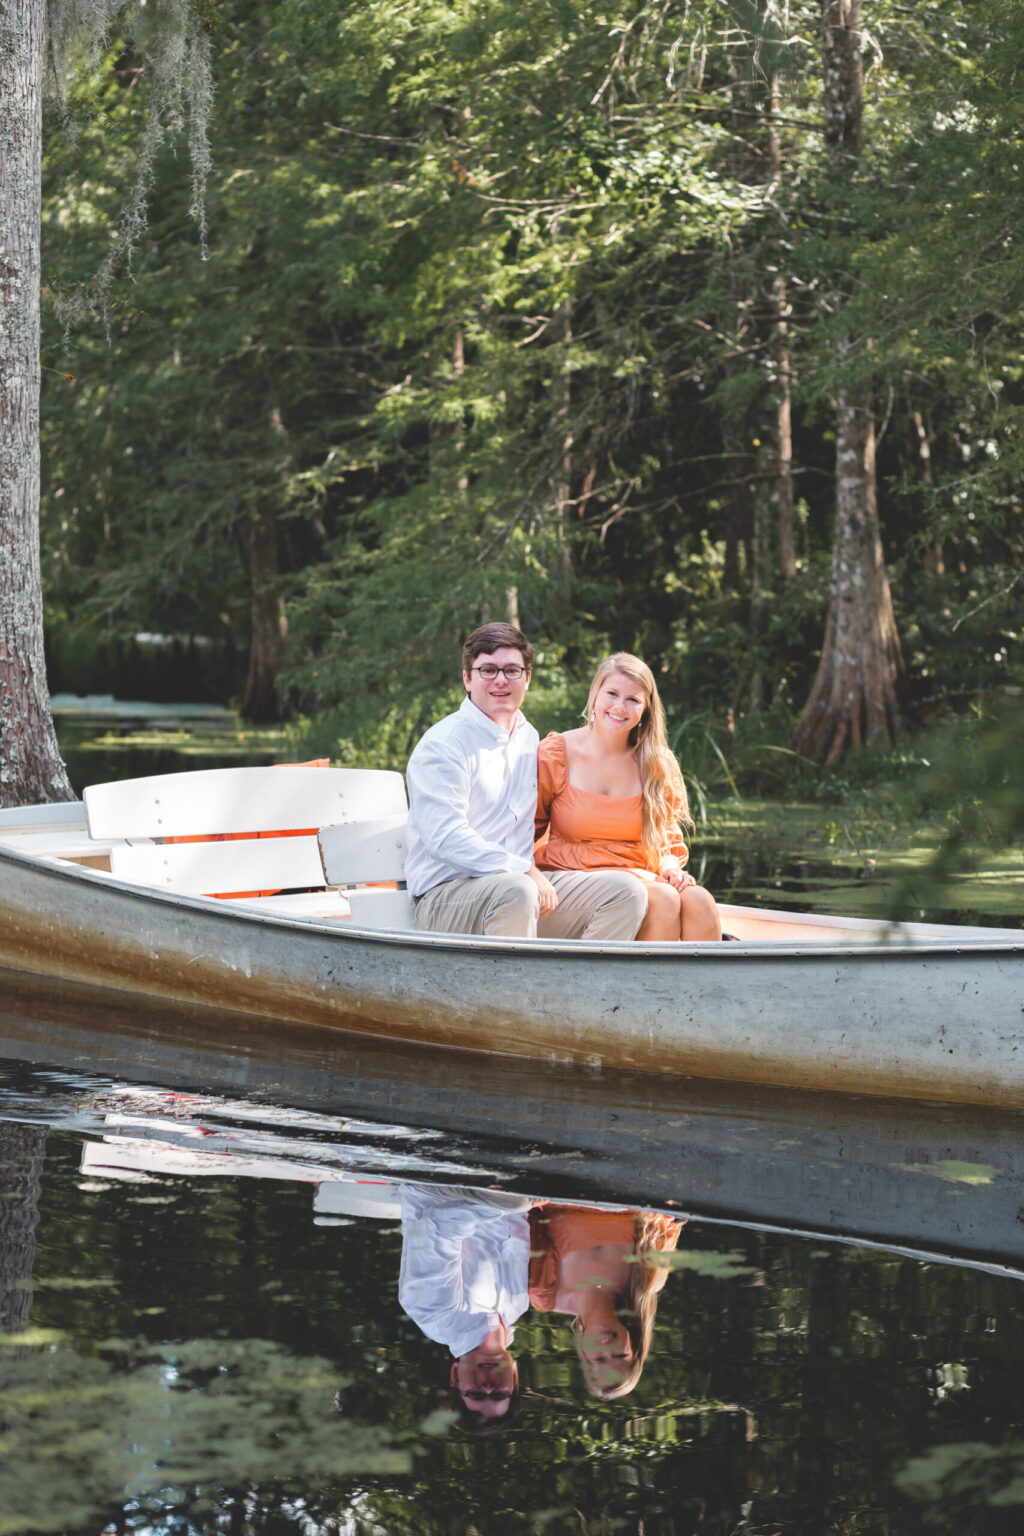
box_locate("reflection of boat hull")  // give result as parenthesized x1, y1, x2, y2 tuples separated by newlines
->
(1, 836, 1021, 1107)
(4, 967, 1024, 1278)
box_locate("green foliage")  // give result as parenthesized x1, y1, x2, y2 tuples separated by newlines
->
(36, 0, 1024, 791)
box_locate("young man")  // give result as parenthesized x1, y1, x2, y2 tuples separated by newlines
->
(398, 1184, 531, 1426)
(405, 622, 647, 940)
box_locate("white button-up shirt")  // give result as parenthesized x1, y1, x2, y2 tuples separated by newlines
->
(404, 696, 539, 899)
(398, 1187, 531, 1358)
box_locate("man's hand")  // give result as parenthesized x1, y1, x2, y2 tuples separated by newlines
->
(527, 864, 559, 916)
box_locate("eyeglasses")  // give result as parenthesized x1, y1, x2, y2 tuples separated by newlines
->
(470, 665, 528, 681)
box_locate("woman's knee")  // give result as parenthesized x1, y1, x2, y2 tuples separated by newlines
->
(647, 881, 682, 921)
(636, 879, 682, 941)
(679, 883, 721, 940)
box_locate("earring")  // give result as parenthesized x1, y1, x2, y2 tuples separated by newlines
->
(588, 709, 596, 728)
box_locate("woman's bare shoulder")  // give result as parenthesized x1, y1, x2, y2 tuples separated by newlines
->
(561, 725, 588, 751)
(559, 726, 590, 767)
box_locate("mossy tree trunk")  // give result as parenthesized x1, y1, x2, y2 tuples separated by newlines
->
(791, 392, 908, 761)
(791, 0, 909, 763)
(0, 0, 73, 805)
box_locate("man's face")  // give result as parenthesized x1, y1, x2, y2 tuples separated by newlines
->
(450, 1342, 518, 1420)
(462, 647, 530, 726)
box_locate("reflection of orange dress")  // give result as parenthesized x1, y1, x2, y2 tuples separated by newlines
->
(528, 1205, 682, 1311)
(534, 732, 687, 876)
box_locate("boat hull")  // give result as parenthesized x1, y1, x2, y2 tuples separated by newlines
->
(4, 978, 1024, 1277)
(1, 843, 1022, 1106)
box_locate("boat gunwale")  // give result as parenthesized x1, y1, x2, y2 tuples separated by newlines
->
(1, 839, 1021, 962)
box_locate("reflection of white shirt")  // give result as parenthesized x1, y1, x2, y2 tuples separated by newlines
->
(404, 696, 539, 899)
(398, 1187, 531, 1358)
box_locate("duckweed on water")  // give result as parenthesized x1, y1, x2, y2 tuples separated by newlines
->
(899, 1162, 1002, 1187)
(894, 1441, 1024, 1516)
(0, 1337, 410, 1536)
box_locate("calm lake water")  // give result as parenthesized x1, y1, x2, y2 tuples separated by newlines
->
(3, 1004, 1024, 1536)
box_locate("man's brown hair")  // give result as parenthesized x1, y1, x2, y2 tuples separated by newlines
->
(462, 623, 534, 676)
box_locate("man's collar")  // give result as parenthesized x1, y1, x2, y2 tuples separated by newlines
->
(458, 694, 526, 744)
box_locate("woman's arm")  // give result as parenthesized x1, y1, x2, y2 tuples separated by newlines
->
(534, 734, 562, 845)
(657, 787, 691, 886)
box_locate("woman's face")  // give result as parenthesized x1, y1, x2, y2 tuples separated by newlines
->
(593, 671, 648, 735)
(577, 1313, 635, 1394)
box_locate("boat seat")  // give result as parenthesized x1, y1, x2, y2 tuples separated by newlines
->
(84, 765, 407, 839)
(86, 765, 408, 905)
(317, 816, 416, 930)
(217, 890, 352, 921)
(109, 832, 329, 897)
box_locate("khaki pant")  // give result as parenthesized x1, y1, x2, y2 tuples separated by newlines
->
(414, 868, 647, 942)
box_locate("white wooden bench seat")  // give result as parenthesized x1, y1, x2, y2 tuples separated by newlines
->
(317, 816, 415, 930)
(81, 766, 408, 919)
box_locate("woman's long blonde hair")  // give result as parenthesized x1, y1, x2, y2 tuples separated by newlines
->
(584, 653, 693, 866)
(574, 1210, 685, 1400)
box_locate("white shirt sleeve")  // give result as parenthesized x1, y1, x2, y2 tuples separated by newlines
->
(406, 735, 531, 879)
(398, 1189, 531, 1358)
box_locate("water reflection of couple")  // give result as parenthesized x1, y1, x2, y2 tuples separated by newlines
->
(399, 1186, 683, 1426)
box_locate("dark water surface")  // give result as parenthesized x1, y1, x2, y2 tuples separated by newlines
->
(4, 972, 1024, 1536)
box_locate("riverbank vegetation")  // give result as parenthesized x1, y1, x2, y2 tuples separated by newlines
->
(31, 0, 1021, 867)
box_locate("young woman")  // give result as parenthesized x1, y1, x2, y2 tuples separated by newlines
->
(528, 1203, 685, 1399)
(535, 653, 722, 941)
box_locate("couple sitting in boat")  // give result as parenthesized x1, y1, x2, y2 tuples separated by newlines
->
(405, 621, 721, 943)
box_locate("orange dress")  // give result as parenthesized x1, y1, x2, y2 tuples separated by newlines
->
(534, 732, 687, 876)
(528, 1205, 682, 1311)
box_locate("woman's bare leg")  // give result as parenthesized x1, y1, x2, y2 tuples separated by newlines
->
(635, 880, 682, 941)
(679, 884, 722, 941)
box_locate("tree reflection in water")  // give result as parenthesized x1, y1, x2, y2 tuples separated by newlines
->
(1, 1081, 1024, 1534)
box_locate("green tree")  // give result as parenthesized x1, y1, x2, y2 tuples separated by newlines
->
(790, 0, 911, 763)
(1, 0, 211, 804)
(32, 0, 1023, 774)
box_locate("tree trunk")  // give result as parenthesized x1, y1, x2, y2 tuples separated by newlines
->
(791, 392, 908, 762)
(748, 446, 773, 713)
(240, 505, 287, 722)
(721, 30, 757, 594)
(791, 0, 909, 761)
(720, 283, 752, 595)
(0, 0, 74, 806)
(913, 410, 944, 575)
(551, 300, 573, 601)
(771, 268, 796, 582)
(766, 72, 796, 583)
